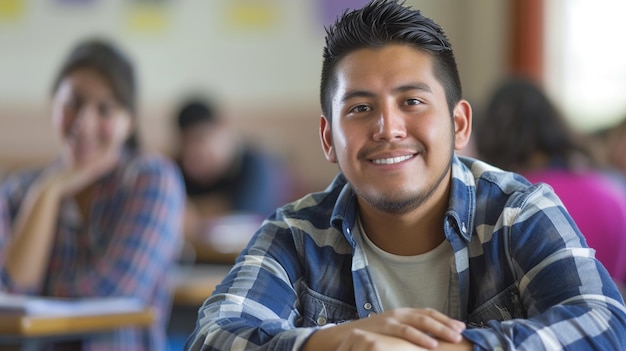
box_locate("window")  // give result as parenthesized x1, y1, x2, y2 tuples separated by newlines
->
(544, 0, 626, 132)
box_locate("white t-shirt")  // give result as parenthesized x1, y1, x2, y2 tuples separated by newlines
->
(354, 218, 453, 312)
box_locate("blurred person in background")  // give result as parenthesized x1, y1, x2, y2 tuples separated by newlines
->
(474, 76, 626, 287)
(591, 117, 626, 188)
(0, 38, 185, 351)
(172, 98, 298, 258)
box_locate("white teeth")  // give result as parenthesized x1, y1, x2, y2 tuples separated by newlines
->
(372, 155, 413, 165)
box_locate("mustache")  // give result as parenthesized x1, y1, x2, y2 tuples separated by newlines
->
(357, 142, 425, 160)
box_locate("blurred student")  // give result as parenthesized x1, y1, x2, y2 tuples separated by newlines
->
(605, 118, 626, 178)
(0, 38, 185, 350)
(475, 76, 626, 285)
(173, 98, 297, 243)
(591, 117, 626, 187)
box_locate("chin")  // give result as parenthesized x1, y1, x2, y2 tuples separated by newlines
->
(71, 158, 91, 168)
(370, 197, 421, 214)
(358, 188, 424, 215)
(70, 150, 98, 166)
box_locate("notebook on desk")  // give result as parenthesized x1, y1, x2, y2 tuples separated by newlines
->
(0, 294, 146, 317)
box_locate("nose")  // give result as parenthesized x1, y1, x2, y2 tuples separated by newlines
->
(372, 103, 407, 141)
(69, 103, 98, 136)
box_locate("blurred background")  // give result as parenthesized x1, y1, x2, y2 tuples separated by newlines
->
(1, 0, 625, 192)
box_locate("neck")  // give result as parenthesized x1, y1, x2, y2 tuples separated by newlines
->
(74, 184, 97, 219)
(358, 181, 450, 256)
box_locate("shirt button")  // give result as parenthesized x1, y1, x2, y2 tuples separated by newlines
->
(364, 302, 372, 310)
(368, 312, 375, 317)
(316, 316, 327, 325)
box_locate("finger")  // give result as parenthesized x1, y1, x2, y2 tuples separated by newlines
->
(383, 320, 440, 348)
(402, 309, 464, 343)
(338, 329, 432, 351)
(419, 308, 466, 332)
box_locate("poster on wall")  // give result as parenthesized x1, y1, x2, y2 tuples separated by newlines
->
(125, 0, 170, 34)
(0, 0, 25, 23)
(222, 0, 282, 33)
(53, 0, 98, 5)
(318, 0, 369, 27)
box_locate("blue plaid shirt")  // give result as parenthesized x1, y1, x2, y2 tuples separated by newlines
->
(186, 156, 626, 350)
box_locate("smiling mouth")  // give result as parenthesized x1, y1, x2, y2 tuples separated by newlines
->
(371, 154, 415, 165)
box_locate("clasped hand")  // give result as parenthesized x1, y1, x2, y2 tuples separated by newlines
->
(41, 149, 120, 198)
(305, 308, 469, 351)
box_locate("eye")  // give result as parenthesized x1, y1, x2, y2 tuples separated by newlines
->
(98, 103, 112, 117)
(97, 101, 120, 118)
(404, 98, 422, 106)
(350, 104, 372, 113)
(66, 95, 82, 111)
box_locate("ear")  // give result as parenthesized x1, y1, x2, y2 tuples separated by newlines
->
(320, 115, 337, 163)
(452, 99, 472, 151)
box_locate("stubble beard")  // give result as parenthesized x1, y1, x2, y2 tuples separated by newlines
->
(349, 155, 453, 215)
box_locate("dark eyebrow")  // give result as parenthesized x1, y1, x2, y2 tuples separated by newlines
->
(393, 83, 433, 94)
(340, 90, 375, 103)
(340, 83, 433, 103)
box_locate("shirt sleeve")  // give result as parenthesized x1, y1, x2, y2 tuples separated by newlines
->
(0, 170, 37, 292)
(0, 180, 13, 289)
(184, 213, 318, 351)
(47, 156, 185, 301)
(463, 184, 626, 350)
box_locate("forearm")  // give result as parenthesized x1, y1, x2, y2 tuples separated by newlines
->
(300, 324, 342, 351)
(187, 296, 312, 351)
(5, 182, 62, 290)
(463, 297, 626, 350)
(188, 253, 309, 350)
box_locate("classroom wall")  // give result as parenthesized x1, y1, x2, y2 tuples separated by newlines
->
(0, 0, 509, 190)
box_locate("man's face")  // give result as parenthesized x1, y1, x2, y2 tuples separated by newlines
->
(320, 44, 471, 214)
(179, 121, 237, 183)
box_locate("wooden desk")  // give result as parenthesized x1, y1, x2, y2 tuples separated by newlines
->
(188, 237, 240, 264)
(167, 264, 231, 345)
(183, 213, 261, 264)
(170, 264, 231, 306)
(0, 306, 153, 351)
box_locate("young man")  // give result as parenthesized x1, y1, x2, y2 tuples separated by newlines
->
(174, 98, 296, 220)
(185, 1, 626, 350)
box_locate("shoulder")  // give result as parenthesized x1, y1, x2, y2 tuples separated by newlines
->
(240, 146, 286, 172)
(456, 156, 562, 221)
(457, 156, 533, 194)
(125, 152, 179, 173)
(0, 165, 47, 199)
(268, 173, 350, 240)
(247, 174, 353, 262)
(115, 152, 184, 191)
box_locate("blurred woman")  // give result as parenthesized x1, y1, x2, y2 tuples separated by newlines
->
(0, 38, 184, 350)
(475, 77, 626, 286)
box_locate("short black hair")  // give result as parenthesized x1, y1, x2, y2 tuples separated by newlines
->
(175, 99, 218, 131)
(320, 0, 462, 120)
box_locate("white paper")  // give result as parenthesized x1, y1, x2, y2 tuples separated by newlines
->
(0, 294, 146, 317)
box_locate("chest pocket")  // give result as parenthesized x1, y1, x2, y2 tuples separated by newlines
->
(466, 284, 526, 328)
(298, 282, 358, 327)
